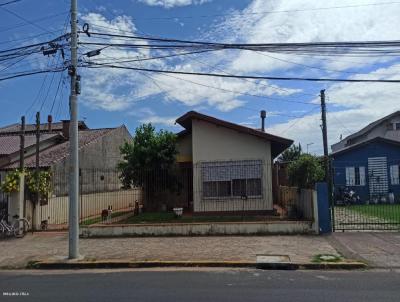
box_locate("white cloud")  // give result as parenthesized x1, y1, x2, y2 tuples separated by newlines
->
(137, 0, 211, 9)
(268, 63, 400, 154)
(213, 0, 400, 73)
(78, 1, 400, 155)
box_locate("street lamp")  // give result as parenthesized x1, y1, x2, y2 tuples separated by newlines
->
(306, 142, 314, 153)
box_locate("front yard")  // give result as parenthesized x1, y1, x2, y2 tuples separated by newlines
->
(348, 204, 400, 222)
(115, 212, 273, 224)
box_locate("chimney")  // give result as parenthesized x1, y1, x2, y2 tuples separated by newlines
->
(260, 110, 266, 132)
(47, 115, 53, 132)
(61, 120, 70, 139)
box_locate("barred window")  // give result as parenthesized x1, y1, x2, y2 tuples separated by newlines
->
(201, 160, 263, 199)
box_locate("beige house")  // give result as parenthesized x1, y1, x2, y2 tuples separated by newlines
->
(175, 111, 293, 214)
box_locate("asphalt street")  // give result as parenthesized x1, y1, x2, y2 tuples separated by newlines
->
(1, 268, 399, 302)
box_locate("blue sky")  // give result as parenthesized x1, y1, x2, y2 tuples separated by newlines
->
(1, 0, 400, 154)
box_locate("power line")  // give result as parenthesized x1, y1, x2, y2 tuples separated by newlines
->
(84, 31, 400, 50)
(0, 0, 22, 7)
(82, 49, 217, 64)
(254, 51, 399, 76)
(50, 70, 64, 114)
(83, 62, 400, 83)
(281, 106, 320, 134)
(0, 68, 66, 82)
(86, 1, 400, 22)
(0, 11, 67, 33)
(184, 50, 317, 97)
(0, 6, 54, 34)
(94, 51, 315, 106)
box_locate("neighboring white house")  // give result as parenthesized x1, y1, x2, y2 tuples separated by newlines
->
(175, 111, 293, 213)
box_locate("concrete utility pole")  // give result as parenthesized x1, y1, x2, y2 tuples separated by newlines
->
(68, 0, 80, 259)
(320, 90, 333, 205)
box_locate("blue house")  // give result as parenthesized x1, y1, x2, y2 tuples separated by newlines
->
(331, 111, 400, 203)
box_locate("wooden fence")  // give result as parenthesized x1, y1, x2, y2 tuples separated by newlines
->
(277, 186, 315, 220)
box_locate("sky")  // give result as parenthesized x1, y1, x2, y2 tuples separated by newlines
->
(1, 0, 400, 155)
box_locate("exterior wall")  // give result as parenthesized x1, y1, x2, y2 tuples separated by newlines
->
(191, 119, 273, 212)
(176, 134, 192, 162)
(332, 141, 400, 202)
(81, 221, 314, 237)
(52, 126, 132, 195)
(332, 114, 400, 152)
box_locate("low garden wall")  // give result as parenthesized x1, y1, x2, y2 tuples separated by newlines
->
(80, 220, 315, 237)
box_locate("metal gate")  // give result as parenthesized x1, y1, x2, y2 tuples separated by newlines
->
(332, 157, 400, 231)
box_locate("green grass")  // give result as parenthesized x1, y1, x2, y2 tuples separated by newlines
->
(312, 254, 342, 263)
(345, 204, 400, 222)
(81, 211, 130, 226)
(118, 212, 265, 224)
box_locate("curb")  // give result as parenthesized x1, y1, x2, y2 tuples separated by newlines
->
(27, 260, 367, 270)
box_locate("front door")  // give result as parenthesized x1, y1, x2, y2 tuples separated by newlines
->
(368, 157, 388, 199)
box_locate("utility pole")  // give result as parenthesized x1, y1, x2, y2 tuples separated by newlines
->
(320, 90, 333, 205)
(20, 116, 25, 219)
(33, 112, 40, 231)
(68, 0, 80, 259)
(19, 116, 25, 171)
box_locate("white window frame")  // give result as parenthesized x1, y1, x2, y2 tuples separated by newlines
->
(390, 164, 399, 185)
(345, 166, 365, 186)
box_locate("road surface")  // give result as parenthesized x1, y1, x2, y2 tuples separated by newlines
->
(1, 268, 399, 302)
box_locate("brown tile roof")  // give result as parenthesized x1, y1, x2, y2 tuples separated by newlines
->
(0, 134, 59, 155)
(2, 128, 119, 169)
(0, 121, 88, 135)
(176, 111, 293, 158)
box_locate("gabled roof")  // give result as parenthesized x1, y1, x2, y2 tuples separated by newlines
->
(176, 111, 293, 157)
(332, 136, 400, 157)
(0, 120, 88, 135)
(2, 127, 121, 169)
(0, 133, 60, 155)
(338, 111, 400, 144)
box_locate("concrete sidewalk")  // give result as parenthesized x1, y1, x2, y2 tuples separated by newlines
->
(0, 232, 346, 269)
(330, 232, 400, 268)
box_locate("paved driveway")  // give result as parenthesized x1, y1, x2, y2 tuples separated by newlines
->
(331, 232, 400, 268)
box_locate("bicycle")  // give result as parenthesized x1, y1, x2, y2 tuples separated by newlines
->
(0, 214, 30, 238)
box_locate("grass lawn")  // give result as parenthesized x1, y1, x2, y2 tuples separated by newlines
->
(118, 212, 267, 224)
(81, 211, 130, 225)
(346, 204, 400, 222)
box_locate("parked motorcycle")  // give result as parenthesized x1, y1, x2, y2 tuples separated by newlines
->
(336, 187, 361, 205)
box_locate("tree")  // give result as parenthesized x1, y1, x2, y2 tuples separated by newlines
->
(118, 123, 178, 210)
(278, 143, 302, 162)
(287, 154, 325, 189)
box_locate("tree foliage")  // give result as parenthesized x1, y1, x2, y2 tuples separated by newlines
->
(278, 143, 302, 162)
(287, 154, 325, 189)
(118, 124, 179, 209)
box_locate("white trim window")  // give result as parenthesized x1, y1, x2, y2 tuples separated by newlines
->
(390, 165, 399, 185)
(201, 160, 263, 199)
(345, 166, 365, 186)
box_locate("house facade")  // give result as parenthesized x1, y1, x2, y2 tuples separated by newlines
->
(331, 111, 400, 203)
(175, 111, 293, 213)
(0, 117, 133, 228)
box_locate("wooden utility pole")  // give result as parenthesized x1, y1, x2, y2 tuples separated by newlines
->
(19, 116, 25, 171)
(32, 112, 40, 231)
(320, 90, 333, 206)
(20, 116, 26, 219)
